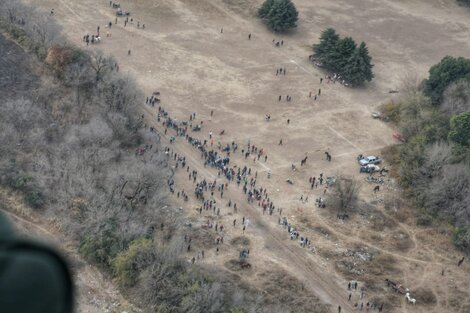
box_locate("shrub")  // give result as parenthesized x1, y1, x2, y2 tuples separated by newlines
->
(453, 225, 470, 253)
(380, 101, 401, 123)
(79, 227, 123, 266)
(24, 188, 44, 209)
(448, 110, 470, 147)
(416, 214, 433, 226)
(112, 238, 155, 288)
(0, 161, 45, 209)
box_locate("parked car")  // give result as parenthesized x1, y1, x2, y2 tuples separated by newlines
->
(360, 164, 380, 173)
(359, 155, 382, 166)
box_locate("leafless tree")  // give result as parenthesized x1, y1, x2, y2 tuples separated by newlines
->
(441, 80, 470, 117)
(421, 142, 453, 179)
(89, 51, 115, 82)
(425, 164, 470, 225)
(63, 59, 94, 109)
(399, 71, 422, 97)
(328, 176, 360, 213)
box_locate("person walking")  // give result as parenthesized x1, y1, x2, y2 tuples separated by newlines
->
(248, 33, 251, 39)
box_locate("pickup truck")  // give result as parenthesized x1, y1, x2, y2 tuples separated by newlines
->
(358, 155, 382, 166)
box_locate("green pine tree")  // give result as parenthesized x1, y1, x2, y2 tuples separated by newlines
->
(342, 42, 374, 85)
(260, 0, 299, 32)
(258, 0, 275, 18)
(313, 28, 339, 62)
(328, 37, 357, 72)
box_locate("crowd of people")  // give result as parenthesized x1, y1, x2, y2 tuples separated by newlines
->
(86, 4, 389, 310)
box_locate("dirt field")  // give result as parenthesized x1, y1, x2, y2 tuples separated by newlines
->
(21, 0, 470, 312)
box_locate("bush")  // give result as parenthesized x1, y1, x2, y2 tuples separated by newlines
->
(448, 110, 470, 147)
(453, 225, 470, 253)
(416, 214, 433, 226)
(380, 101, 400, 123)
(24, 188, 44, 209)
(112, 238, 155, 288)
(0, 161, 45, 209)
(79, 227, 123, 266)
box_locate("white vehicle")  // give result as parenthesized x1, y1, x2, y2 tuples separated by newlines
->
(359, 155, 382, 166)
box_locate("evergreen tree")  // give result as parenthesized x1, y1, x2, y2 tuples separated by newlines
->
(259, 0, 299, 32)
(313, 28, 339, 62)
(325, 36, 356, 72)
(342, 42, 374, 85)
(424, 56, 470, 105)
(258, 0, 275, 18)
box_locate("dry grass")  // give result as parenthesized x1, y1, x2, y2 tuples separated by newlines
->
(224, 259, 252, 272)
(230, 236, 251, 247)
(370, 211, 398, 231)
(390, 230, 413, 251)
(413, 287, 437, 306)
(256, 268, 330, 313)
(312, 226, 338, 241)
(368, 253, 399, 276)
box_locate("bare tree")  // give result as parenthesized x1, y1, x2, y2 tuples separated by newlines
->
(425, 164, 470, 225)
(89, 51, 115, 82)
(328, 176, 360, 213)
(399, 71, 422, 97)
(441, 80, 470, 117)
(421, 142, 453, 178)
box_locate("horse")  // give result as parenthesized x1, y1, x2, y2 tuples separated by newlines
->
(405, 293, 416, 305)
